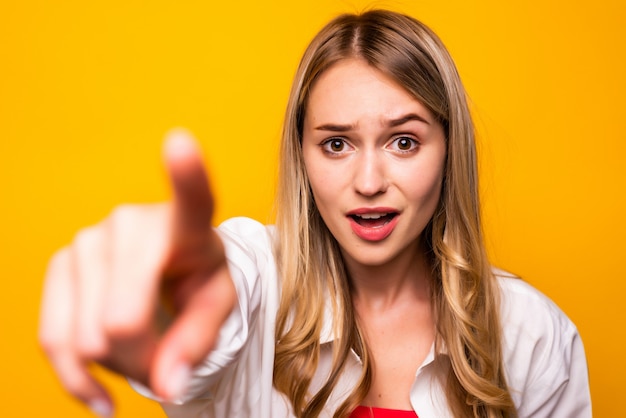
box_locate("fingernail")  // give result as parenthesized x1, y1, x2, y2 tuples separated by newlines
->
(165, 129, 196, 157)
(166, 363, 191, 400)
(89, 399, 113, 417)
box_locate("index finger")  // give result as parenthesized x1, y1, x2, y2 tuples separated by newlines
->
(163, 129, 215, 242)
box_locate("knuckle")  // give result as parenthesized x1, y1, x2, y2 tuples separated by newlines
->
(109, 203, 166, 226)
(103, 309, 147, 340)
(110, 203, 134, 218)
(72, 226, 101, 249)
(75, 333, 110, 361)
(46, 248, 71, 276)
(38, 331, 61, 358)
(108, 204, 138, 228)
(107, 204, 166, 240)
(71, 226, 109, 269)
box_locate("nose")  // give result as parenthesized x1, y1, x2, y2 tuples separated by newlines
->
(353, 149, 388, 196)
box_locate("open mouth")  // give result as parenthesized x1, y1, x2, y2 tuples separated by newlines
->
(349, 212, 398, 228)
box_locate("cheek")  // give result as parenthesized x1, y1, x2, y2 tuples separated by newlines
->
(307, 173, 335, 214)
(303, 147, 343, 200)
(303, 155, 330, 208)
(399, 160, 445, 207)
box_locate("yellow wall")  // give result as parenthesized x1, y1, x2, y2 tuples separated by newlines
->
(1, 0, 623, 416)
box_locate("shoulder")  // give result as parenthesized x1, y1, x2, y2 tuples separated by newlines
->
(217, 217, 275, 260)
(218, 216, 275, 242)
(493, 268, 591, 417)
(494, 268, 577, 340)
(216, 217, 278, 307)
(494, 267, 579, 365)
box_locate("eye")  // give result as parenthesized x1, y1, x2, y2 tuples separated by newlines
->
(388, 136, 419, 153)
(321, 138, 352, 155)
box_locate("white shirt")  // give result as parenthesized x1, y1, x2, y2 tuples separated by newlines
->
(132, 217, 592, 417)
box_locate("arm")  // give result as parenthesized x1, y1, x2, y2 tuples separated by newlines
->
(518, 325, 592, 418)
(38, 130, 237, 416)
(499, 277, 592, 418)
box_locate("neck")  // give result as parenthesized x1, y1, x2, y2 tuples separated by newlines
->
(345, 241, 432, 312)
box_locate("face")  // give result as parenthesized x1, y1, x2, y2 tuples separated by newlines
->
(302, 58, 447, 270)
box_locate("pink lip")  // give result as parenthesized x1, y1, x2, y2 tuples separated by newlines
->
(346, 207, 400, 242)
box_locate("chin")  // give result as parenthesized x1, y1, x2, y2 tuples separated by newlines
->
(342, 247, 402, 269)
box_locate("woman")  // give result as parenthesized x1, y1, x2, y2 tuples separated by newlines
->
(38, 10, 591, 418)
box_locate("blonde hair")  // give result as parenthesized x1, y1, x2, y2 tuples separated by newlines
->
(273, 10, 516, 417)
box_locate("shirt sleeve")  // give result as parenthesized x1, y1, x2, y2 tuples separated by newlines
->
(519, 323, 591, 417)
(499, 277, 592, 418)
(129, 217, 271, 405)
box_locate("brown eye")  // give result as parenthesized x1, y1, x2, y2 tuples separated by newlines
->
(398, 137, 412, 150)
(330, 139, 344, 152)
(321, 137, 353, 155)
(389, 136, 418, 153)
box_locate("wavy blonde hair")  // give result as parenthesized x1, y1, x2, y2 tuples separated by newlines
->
(273, 10, 517, 418)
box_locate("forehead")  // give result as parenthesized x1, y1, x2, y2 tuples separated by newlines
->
(305, 58, 434, 126)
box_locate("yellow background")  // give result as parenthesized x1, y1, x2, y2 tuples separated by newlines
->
(1, 0, 623, 416)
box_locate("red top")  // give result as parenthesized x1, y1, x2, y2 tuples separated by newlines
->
(349, 406, 418, 418)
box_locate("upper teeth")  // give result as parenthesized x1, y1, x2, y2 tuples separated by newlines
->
(358, 213, 387, 219)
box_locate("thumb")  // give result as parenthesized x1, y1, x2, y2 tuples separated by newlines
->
(150, 263, 237, 401)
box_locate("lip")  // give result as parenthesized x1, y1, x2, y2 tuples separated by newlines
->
(346, 207, 400, 242)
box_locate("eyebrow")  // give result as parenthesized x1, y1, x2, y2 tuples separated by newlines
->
(314, 113, 431, 132)
(388, 113, 431, 127)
